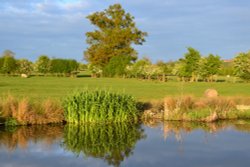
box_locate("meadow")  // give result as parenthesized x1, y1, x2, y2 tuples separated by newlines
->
(1, 76, 250, 101)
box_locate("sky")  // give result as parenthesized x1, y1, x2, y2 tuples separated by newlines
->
(0, 0, 250, 62)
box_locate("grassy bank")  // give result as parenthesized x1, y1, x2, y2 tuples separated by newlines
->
(0, 96, 64, 125)
(1, 76, 250, 124)
(143, 96, 250, 122)
(1, 76, 250, 101)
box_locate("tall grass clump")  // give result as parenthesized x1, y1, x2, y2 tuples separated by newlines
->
(63, 90, 139, 123)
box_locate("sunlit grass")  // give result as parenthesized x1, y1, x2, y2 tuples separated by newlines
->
(0, 76, 250, 101)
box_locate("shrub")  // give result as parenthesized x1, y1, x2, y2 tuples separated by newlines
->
(63, 90, 139, 123)
(4, 118, 18, 126)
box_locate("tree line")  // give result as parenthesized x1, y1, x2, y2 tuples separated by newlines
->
(1, 48, 249, 81)
(87, 47, 250, 82)
(0, 50, 79, 77)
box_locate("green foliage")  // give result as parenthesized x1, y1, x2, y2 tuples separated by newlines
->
(199, 54, 222, 81)
(174, 47, 201, 81)
(62, 123, 145, 167)
(4, 118, 18, 126)
(219, 61, 234, 76)
(126, 57, 152, 78)
(50, 58, 78, 76)
(17, 59, 33, 74)
(84, 3, 147, 67)
(0, 50, 17, 74)
(236, 110, 250, 119)
(186, 109, 211, 120)
(0, 57, 4, 72)
(35, 55, 51, 74)
(183, 47, 201, 79)
(234, 51, 250, 80)
(103, 55, 132, 77)
(63, 90, 139, 123)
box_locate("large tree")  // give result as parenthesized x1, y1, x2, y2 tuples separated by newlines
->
(35, 55, 51, 74)
(199, 54, 222, 82)
(234, 51, 250, 80)
(84, 4, 147, 67)
(17, 59, 33, 75)
(183, 47, 201, 81)
(174, 47, 201, 81)
(1, 50, 17, 74)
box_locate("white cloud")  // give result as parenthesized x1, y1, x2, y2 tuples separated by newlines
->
(35, 0, 90, 14)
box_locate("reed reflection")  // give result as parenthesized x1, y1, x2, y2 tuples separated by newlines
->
(62, 123, 146, 167)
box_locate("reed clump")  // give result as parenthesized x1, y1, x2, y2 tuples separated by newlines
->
(63, 90, 139, 123)
(0, 95, 64, 125)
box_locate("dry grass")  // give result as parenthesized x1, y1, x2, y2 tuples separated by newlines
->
(143, 96, 250, 122)
(0, 95, 64, 125)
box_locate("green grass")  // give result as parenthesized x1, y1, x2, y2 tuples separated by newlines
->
(1, 76, 250, 101)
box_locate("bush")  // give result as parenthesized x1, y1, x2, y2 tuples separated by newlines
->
(103, 55, 132, 77)
(4, 117, 18, 126)
(63, 90, 139, 123)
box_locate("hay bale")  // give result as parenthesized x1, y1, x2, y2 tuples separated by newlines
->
(21, 74, 28, 78)
(236, 105, 250, 111)
(204, 89, 218, 98)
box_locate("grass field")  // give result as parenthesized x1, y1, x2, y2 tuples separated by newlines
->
(0, 76, 250, 101)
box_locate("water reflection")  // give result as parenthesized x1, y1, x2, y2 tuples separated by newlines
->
(62, 123, 146, 167)
(0, 120, 250, 167)
(143, 119, 250, 141)
(0, 125, 63, 151)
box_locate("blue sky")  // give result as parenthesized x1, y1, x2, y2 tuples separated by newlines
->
(0, 0, 250, 62)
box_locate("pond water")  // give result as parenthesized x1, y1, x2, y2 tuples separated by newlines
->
(1, 120, 250, 167)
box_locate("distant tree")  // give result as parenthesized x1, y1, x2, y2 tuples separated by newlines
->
(78, 63, 88, 71)
(84, 4, 147, 67)
(103, 55, 133, 77)
(219, 61, 234, 76)
(88, 64, 102, 78)
(126, 57, 151, 79)
(17, 59, 33, 75)
(0, 57, 4, 73)
(182, 47, 201, 81)
(35, 55, 50, 74)
(156, 61, 174, 82)
(50, 59, 78, 76)
(172, 60, 187, 81)
(1, 50, 17, 75)
(199, 54, 222, 82)
(2, 50, 15, 58)
(234, 51, 250, 80)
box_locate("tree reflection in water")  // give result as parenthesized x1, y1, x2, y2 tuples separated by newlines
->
(62, 123, 146, 167)
(1, 120, 250, 166)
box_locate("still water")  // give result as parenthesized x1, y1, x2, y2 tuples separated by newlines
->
(1, 120, 250, 167)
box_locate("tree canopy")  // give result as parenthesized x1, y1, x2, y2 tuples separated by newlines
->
(234, 51, 250, 80)
(84, 4, 147, 67)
